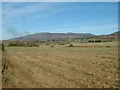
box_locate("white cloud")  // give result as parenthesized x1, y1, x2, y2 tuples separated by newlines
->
(2, 2, 87, 26)
(3, 3, 57, 24)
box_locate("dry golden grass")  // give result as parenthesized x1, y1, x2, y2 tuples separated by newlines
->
(2, 42, 118, 88)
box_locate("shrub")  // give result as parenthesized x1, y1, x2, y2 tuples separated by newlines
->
(106, 45, 110, 47)
(50, 46, 54, 47)
(88, 40, 92, 42)
(59, 43, 65, 45)
(9, 42, 17, 46)
(94, 40, 101, 42)
(69, 44, 73, 47)
(88, 40, 94, 43)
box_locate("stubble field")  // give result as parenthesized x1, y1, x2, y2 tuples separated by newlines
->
(2, 42, 118, 88)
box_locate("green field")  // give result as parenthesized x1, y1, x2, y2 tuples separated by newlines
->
(2, 42, 118, 88)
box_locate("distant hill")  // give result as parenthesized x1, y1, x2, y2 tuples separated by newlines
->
(8, 33, 95, 41)
(3, 31, 119, 43)
(93, 31, 119, 41)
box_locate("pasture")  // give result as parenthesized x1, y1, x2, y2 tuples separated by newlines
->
(2, 42, 118, 88)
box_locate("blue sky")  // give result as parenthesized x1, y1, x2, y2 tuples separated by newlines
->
(2, 2, 118, 40)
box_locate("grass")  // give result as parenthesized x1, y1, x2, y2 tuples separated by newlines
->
(2, 42, 118, 88)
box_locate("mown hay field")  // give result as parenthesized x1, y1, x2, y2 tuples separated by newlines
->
(2, 42, 118, 88)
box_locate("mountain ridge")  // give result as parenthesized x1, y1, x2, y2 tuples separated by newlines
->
(3, 31, 119, 42)
(8, 32, 95, 41)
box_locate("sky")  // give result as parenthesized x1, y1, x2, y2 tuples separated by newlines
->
(1, 2, 118, 40)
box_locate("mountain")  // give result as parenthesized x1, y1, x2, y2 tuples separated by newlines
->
(8, 33, 95, 41)
(3, 31, 119, 43)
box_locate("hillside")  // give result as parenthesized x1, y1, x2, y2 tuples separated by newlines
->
(94, 31, 119, 41)
(3, 31, 119, 44)
(8, 33, 95, 41)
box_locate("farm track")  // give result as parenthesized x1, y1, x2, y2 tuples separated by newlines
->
(2, 45, 118, 88)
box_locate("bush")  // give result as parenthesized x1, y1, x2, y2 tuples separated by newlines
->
(59, 43, 65, 45)
(106, 45, 110, 47)
(8, 41, 39, 47)
(50, 46, 54, 47)
(88, 40, 94, 43)
(88, 40, 92, 42)
(88, 40, 102, 43)
(94, 40, 101, 42)
(69, 44, 73, 47)
(9, 43, 17, 46)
